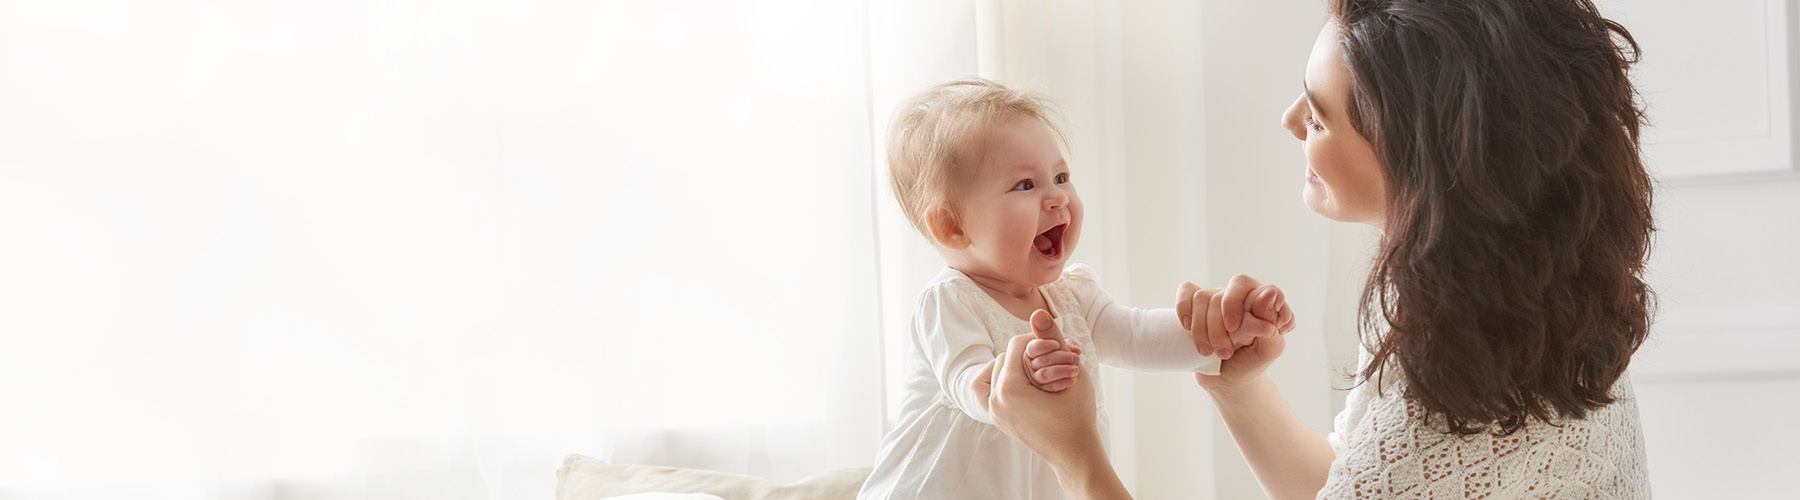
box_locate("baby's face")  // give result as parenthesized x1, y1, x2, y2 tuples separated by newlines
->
(950, 116, 1083, 287)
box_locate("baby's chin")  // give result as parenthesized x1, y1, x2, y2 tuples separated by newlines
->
(1026, 259, 1068, 286)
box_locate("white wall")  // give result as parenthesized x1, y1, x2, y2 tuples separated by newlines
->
(1605, 0, 1800, 497)
(1104, 1, 1349, 498)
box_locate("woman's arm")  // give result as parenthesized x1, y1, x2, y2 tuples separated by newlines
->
(981, 311, 1133, 500)
(1205, 372, 1335, 500)
(1189, 275, 1334, 500)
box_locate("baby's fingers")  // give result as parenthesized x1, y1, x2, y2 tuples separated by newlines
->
(1036, 377, 1077, 392)
(1175, 281, 1201, 330)
(1025, 338, 1063, 359)
(1031, 364, 1082, 389)
(1029, 350, 1082, 371)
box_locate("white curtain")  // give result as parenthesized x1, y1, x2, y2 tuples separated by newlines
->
(0, 0, 893, 498)
(2, 0, 1317, 498)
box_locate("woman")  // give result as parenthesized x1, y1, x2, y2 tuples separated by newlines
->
(985, 0, 1655, 497)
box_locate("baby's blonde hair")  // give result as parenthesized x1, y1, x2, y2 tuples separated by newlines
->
(887, 78, 1067, 239)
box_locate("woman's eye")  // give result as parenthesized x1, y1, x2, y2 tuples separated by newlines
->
(1305, 115, 1324, 132)
(1012, 179, 1034, 191)
(1054, 173, 1069, 184)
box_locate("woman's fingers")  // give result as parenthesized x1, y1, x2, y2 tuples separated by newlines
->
(1280, 309, 1297, 333)
(988, 332, 1101, 466)
(994, 333, 1051, 405)
(972, 357, 996, 403)
(1207, 289, 1233, 360)
(1238, 282, 1281, 338)
(1250, 284, 1281, 322)
(1220, 274, 1265, 333)
(1252, 284, 1298, 334)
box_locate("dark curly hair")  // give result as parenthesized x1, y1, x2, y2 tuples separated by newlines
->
(1330, 0, 1656, 435)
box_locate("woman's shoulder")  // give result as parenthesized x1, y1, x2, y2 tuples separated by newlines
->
(1322, 376, 1650, 499)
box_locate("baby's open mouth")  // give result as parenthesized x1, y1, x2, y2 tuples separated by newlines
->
(1034, 224, 1066, 260)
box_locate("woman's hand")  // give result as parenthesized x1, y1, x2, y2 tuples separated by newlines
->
(1182, 275, 1294, 394)
(1176, 275, 1295, 359)
(1024, 335, 1083, 393)
(979, 310, 1132, 500)
(979, 310, 1101, 461)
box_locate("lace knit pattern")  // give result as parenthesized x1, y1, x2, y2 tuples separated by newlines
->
(1318, 375, 1652, 499)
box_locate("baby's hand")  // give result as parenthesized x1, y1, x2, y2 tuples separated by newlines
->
(1176, 278, 1297, 359)
(1022, 310, 1083, 392)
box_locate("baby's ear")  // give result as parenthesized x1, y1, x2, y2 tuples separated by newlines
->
(926, 207, 970, 250)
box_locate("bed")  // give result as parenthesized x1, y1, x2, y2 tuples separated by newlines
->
(556, 454, 872, 500)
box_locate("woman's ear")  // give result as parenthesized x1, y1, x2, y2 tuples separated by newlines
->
(927, 207, 970, 250)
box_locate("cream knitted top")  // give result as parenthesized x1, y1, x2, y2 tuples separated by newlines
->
(1318, 346, 1652, 499)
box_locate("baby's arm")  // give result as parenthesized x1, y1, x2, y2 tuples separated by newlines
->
(1081, 282, 1290, 374)
(1090, 302, 1227, 375)
(1058, 265, 1229, 374)
(915, 288, 1007, 424)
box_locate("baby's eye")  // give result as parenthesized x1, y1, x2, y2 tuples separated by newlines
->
(1012, 179, 1034, 191)
(1054, 173, 1069, 184)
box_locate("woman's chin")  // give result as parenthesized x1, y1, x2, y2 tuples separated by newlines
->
(1302, 191, 1358, 224)
(1302, 187, 1329, 217)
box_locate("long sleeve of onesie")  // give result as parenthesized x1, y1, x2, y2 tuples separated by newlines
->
(912, 282, 1000, 424)
(1064, 264, 1223, 376)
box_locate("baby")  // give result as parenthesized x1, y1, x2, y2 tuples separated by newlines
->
(857, 78, 1291, 499)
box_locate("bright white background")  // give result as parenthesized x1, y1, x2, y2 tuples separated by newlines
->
(1, 1, 1795, 499)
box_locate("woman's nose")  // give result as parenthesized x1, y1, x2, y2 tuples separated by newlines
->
(1282, 95, 1307, 141)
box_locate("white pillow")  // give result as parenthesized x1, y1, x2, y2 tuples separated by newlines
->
(556, 454, 871, 500)
(602, 494, 727, 500)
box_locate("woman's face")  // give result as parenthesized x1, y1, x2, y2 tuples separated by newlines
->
(1283, 22, 1388, 227)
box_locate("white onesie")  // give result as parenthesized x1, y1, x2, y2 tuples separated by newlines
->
(857, 264, 1221, 500)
